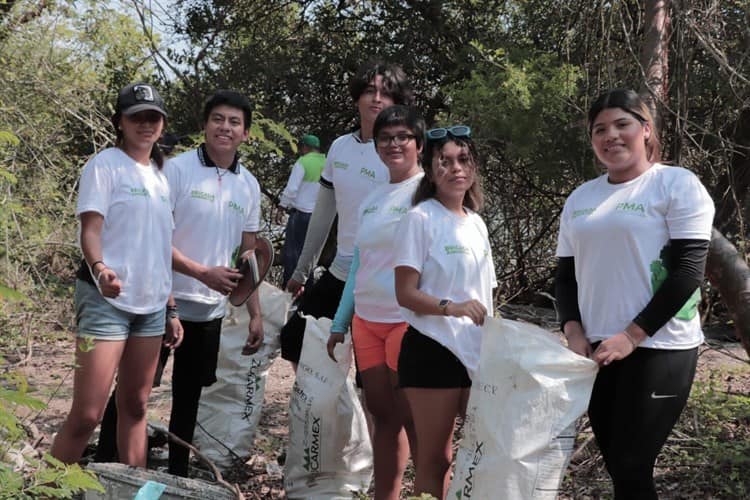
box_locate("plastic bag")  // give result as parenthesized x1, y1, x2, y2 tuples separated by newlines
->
(284, 315, 373, 499)
(448, 317, 598, 499)
(193, 282, 291, 470)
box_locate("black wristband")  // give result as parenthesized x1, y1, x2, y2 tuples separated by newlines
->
(166, 305, 179, 320)
(555, 257, 582, 331)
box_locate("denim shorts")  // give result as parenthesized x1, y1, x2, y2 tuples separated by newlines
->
(75, 280, 165, 341)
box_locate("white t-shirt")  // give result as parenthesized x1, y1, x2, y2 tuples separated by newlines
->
(164, 149, 261, 313)
(279, 160, 321, 213)
(76, 147, 173, 314)
(321, 132, 389, 280)
(354, 172, 424, 323)
(556, 164, 714, 349)
(395, 199, 497, 378)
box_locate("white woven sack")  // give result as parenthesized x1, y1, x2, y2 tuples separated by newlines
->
(284, 314, 373, 499)
(449, 317, 598, 499)
(193, 282, 291, 469)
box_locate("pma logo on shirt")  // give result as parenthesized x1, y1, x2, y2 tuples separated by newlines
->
(360, 167, 376, 179)
(445, 245, 470, 255)
(615, 202, 646, 216)
(388, 206, 408, 215)
(333, 161, 348, 170)
(130, 187, 149, 197)
(228, 200, 246, 216)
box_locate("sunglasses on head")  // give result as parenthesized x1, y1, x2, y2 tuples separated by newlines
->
(426, 125, 471, 140)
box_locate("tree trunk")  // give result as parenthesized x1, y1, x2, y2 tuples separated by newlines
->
(706, 229, 750, 356)
(640, 0, 670, 130)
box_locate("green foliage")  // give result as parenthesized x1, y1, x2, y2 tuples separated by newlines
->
(0, 283, 27, 303)
(681, 379, 750, 497)
(0, 367, 103, 499)
(448, 51, 584, 176)
(0, 454, 105, 499)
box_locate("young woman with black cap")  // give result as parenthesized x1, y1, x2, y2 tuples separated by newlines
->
(51, 83, 182, 466)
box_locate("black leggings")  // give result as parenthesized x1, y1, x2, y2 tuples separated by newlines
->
(588, 345, 698, 500)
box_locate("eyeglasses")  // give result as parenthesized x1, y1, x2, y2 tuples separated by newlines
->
(426, 125, 471, 140)
(375, 133, 416, 147)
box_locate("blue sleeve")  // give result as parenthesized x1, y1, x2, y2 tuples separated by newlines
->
(330, 246, 359, 334)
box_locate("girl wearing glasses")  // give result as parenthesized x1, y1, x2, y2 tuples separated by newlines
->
(327, 105, 423, 500)
(394, 127, 496, 498)
(51, 83, 182, 466)
(555, 89, 714, 499)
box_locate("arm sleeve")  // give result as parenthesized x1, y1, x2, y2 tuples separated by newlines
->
(633, 238, 709, 336)
(279, 161, 305, 209)
(243, 177, 262, 233)
(76, 156, 113, 218)
(330, 246, 359, 334)
(393, 210, 428, 272)
(290, 184, 337, 283)
(162, 159, 179, 211)
(554, 256, 582, 330)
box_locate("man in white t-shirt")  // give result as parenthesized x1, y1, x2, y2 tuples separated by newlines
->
(279, 61, 414, 368)
(164, 90, 263, 477)
(94, 91, 264, 477)
(276, 134, 326, 287)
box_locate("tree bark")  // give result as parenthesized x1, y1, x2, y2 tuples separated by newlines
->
(706, 229, 750, 356)
(640, 0, 670, 130)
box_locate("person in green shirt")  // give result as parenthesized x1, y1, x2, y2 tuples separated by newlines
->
(277, 134, 326, 287)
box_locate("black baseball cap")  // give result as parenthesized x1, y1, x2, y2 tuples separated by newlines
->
(116, 83, 167, 117)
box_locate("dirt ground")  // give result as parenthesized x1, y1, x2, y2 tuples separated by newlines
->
(15, 303, 750, 499)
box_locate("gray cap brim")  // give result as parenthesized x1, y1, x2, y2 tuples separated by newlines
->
(122, 104, 168, 117)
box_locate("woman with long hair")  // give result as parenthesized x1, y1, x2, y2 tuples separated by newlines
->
(51, 83, 182, 466)
(555, 89, 714, 499)
(394, 127, 496, 498)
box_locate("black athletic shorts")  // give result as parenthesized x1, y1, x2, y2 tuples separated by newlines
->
(280, 270, 345, 364)
(398, 325, 471, 389)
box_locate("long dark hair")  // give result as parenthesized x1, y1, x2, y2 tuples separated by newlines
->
(111, 113, 166, 169)
(588, 88, 661, 162)
(412, 136, 484, 211)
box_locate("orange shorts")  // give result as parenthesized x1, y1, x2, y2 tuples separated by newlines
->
(351, 314, 408, 372)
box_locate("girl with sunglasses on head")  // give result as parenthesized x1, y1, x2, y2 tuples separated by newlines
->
(326, 105, 424, 500)
(555, 89, 714, 499)
(394, 126, 496, 498)
(51, 83, 182, 466)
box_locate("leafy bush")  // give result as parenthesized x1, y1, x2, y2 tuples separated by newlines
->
(0, 363, 103, 499)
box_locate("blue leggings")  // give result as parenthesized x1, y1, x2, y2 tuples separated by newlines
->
(588, 345, 698, 499)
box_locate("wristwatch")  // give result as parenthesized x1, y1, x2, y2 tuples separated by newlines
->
(438, 299, 452, 316)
